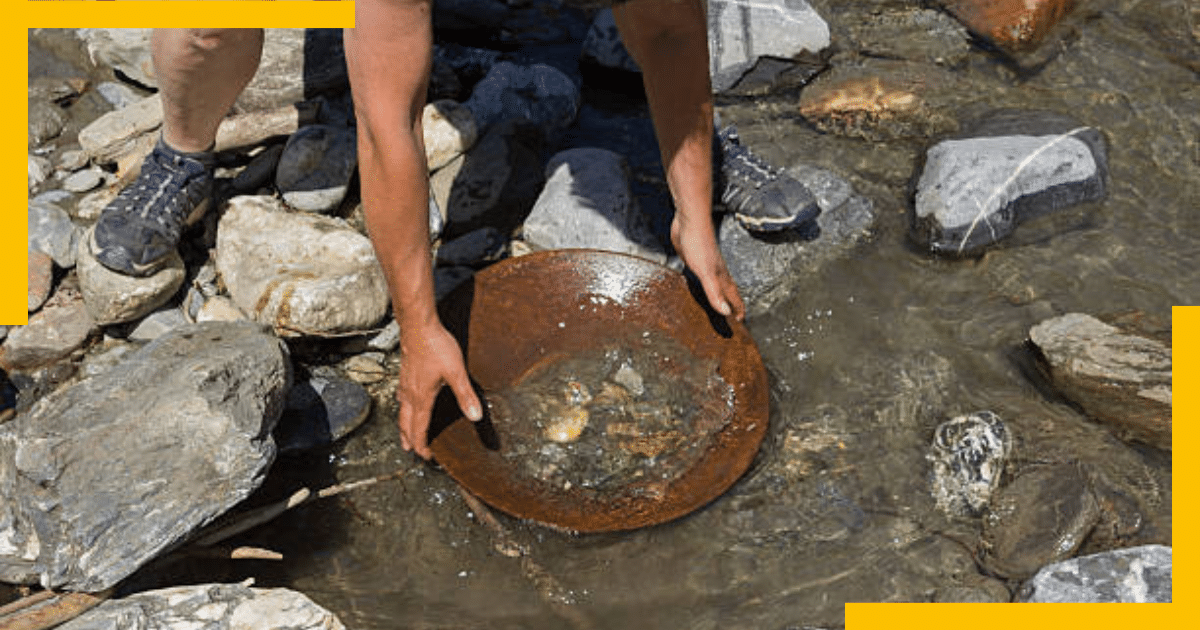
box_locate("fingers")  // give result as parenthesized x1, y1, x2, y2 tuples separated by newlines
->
(447, 367, 483, 422)
(700, 267, 746, 322)
(397, 385, 436, 460)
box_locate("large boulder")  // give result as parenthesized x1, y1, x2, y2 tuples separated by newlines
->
(215, 196, 390, 338)
(912, 110, 1108, 256)
(76, 227, 187, 327)
(1028, 313, 1171, 450)
(0, 322, 290, 591)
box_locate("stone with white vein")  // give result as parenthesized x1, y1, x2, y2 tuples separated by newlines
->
(1019, 545, 1171, 603)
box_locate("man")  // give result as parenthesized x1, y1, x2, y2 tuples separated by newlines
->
(89, 0, 819, 458)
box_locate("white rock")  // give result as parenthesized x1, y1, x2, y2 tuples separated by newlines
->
(424, 100, 478, 172)
(76, 228, 186, 326)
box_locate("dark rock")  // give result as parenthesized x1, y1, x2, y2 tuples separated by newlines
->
(580, 9, 639, 74)
(276, 372, 371, 454)
(1029, 312, 1171, 450)
(911, 110, 1108, 256)
(708, 0, 831, 93)
(463, 62, 580, 136)
(436, 227, 508, 268)
(980, 462, 1101, 580)
(231, 143, 286, 193)
(276, 124, 357, 214)
(927, 410, 1012, 517)
(1018, 545, 1172, 603)
(444, 119, 545, 236)
(0, 322, 290, 591)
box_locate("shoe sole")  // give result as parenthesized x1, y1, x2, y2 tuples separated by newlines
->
(89, 196, 211, 277)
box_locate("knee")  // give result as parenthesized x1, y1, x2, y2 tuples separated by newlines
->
(181, 28, 264, 55)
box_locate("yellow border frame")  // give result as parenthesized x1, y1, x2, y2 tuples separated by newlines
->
(10, 3, 1187, 630)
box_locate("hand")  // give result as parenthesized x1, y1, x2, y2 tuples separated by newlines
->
(671, 212, 746, 322)
(395, 321, 483, 460)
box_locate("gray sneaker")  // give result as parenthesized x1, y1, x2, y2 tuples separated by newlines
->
(90, 139, 215, 276)
(716, 124, 821, 233)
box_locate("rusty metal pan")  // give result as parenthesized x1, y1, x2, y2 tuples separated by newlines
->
(429, 249, 769, 532)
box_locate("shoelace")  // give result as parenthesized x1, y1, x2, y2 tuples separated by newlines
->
(132, 150, 206, 233)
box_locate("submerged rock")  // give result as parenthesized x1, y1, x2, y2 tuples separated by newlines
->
(276, 372, 372, 455)
(707, 0, 831, 93)
(1028, 312, 1171, 450)
(523, 148, 665, 264)
(1018, 545, 1172, 603)
(980, 462, 1101, 580)
(58, 583, 346, 630)
(940, 0, 1078, 68)
(0, 322, 289, 591)
(927, 410, 1012, 517)
(216, 196, 389, 338)
(911, 110, 1108, 256)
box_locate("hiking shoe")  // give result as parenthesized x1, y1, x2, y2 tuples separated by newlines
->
(715, 124, 821, 233)
(90, 139, 215, 276)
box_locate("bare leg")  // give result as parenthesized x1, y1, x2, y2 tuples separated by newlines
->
(151, 28, 264, 152)
(614, 0, 745, 320)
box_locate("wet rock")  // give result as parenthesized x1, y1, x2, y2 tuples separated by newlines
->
(61, 167, 104, 193)
(463, 62, 580, 135)
(231, 143, 285, 193)
(29, 201, 80, 269)
(841, 7, 971, 67)
(436, 227, 507, 267)
(1028, 312, 1171, 450)
(719, 165, 875, 312)
(980, 462, 1101, 580)
(934, 579, 1011, 603)
(58, 583, 346, 630)
(581, 9, 639, 73)
(28, 155, 50, 191)
(0, 290, 96, 372)
(77, 94, 163, 165)
(445, 119, 545, 235)
(940, 0, 1077, 67)
(276, 372, 372, 454)
(911, 110, 1108, 256)
(523, 148, 666, 264)
(1018, 545, 1172, 603)
(127, 305, 189, 342)
(28, 99, 66, 147)
(56, 149, 89, 173)
(927, 410, 1012, 517)
(707, 0, 831, 93)
(424, 100, 478, 172)
(0, 321, 289, 591)
(797, 60, 960, 142)
(27, 250, 54, 313)
(216, 196, 389, 338)
(276, 124, 357, 214)
(76, 228, 186, 326)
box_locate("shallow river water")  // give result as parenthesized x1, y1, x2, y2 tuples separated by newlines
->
(23, 1, 1194, 627)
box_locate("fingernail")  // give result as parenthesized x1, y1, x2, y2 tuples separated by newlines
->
(467, 404, 483, 421)
(719, 301, 732, 316)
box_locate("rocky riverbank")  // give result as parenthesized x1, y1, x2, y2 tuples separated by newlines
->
(8, 0, 1183, 626)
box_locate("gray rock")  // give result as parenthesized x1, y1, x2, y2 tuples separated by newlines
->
(56, 150, 90, 173)
(60, 583, 346, 630)
(276, 124, 357, 214)
(95, 81, 144, 110)
(77, 94, 163, 165)
(216, 196, 389, 338)
(708, 0, 831, 93)
(523, 148, 665, 263)
(1019, 545, 1171, 603)
(128, 306, 190, 342)
(444, 119, 544, 234)
(912, 110, 1108, 256)
(27, 250, 54, 313)
(0, 322, 289, 591)
(719, 165, 875, 313)
(75, 28, 155, 87)
(61, 168, 103, 193)
(429, 195, 445, 243)
(76, 228, 186, 326)
(463, 62, 580, 135)
(276, 373, 372, 454)
(29, 99, 66, 147)
(980, 463, 1101, 580)
(581, 9, 639, 73)
(32, 190, 74, 207)
(231, 143, 285, 193)
(79, 340, 137, 380)
(436, 227, 507, 267)
(28, 155, 50, 191)
(29, 201, 80, 269)
(367, 319, 400, 352)
(0, 291, 96, 372)
(1029, 313, 1171, 450)
(927, 410, 1012, 517)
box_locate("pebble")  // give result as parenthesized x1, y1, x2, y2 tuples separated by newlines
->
(62, 167, 104, 193)
(343, 354, 387, 384)
(57, 149, 90, 173)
